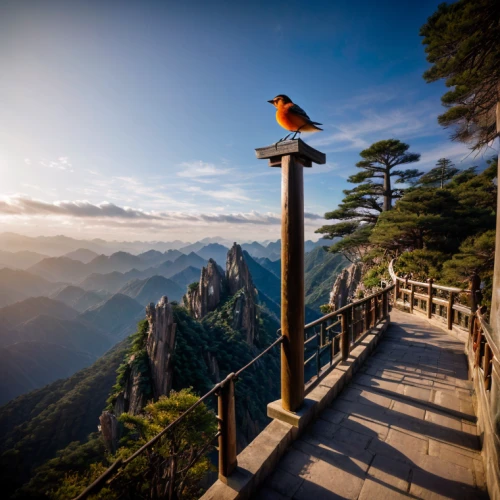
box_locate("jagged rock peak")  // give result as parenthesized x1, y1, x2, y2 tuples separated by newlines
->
(146, 295, 176, 399)
(226, 243, 258, 344)
(185, 259, 226, 319)
(226, 243, 254, 295)
(329, 262, 363, 310)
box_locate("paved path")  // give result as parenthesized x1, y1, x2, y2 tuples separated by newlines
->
(257, 310, 487, 499)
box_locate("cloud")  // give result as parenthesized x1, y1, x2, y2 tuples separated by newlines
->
(177, 161, 231, 179)
(40, 156, 74, 172)
(0, 196, 324, 228)
(418, 142, 478, 169)
(0, 196, 160, 219)
(309, 103, 437, 151)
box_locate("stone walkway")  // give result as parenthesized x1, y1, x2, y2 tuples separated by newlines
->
(257, 309, 488, 499)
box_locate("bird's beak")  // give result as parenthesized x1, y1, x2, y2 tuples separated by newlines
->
(267, 99, 274, 104)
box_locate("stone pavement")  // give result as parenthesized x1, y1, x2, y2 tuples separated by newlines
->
(256, 309, 488, 499)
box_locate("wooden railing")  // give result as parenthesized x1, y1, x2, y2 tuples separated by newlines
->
(390, 259, 500, 495)
(303, 285, 393, 388)
(76, 284, 395, 499)
(74, 335, 284, 499)
(389, 260, 480, 332)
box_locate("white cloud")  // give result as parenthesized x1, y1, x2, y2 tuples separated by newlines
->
(177, 161, 231, 179)
(0, 195, 324, 228)
(39, 156, 74, 172)
(309, 103, 437, 151)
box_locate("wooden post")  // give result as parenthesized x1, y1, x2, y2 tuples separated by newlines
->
(395, 279, 400, 301)
(218, 374, 237, 481)
(341, 310, 350, 361)
(382, 290, 388, 318)
(427, 279, 434, 319)
(447, 292, 454, 330)
(483, 343, 492, 390)
(255, 140, 326, 413)
(409, 283, 414, 313)
(364, 300, 370, 331)
(469, 272, 481, 337)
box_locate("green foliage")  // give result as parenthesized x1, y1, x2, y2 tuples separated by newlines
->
(317, 139, 421, 261)
(187, 282, 199, 292)
(362, 264, 391, 289)
(418, 158, 460, 188)
(107, 320, 152, 409)
(51, 390, 217, 500)
(0, 337, 132, 498)
(371, 162, 497, 259)
(420, 0, 500, 150)
(395, 250, 450, 281)
(441, 230, 496, 306)
(304, 248, 348, 311)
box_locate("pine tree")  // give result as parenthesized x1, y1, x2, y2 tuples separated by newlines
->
(420, 0, 500, 150)
(317, 139, 421, 261)
(419, 158, 460, 188)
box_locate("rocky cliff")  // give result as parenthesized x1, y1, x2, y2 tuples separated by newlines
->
(101, 296, 176, 451)
(184, 243, 258, 344)
(329, 262, 363, 310)
(146, 296, 176, 398)
(185, 259, 226, 319)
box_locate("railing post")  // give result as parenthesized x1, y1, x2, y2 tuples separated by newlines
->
(483, 343, 492, 390)
(341, 310, 350, 361)
(395, 278, 400, 301)
(218, 374, 237, 481)
(255, 140, 325, 412)
(364, 300, 370, 331)
(447, 292, 454, 330)
(409, 283, 414, 313)
(427, 278, 434, 319)
(382, 290, 388, 318)
(469, 272, 481, 336)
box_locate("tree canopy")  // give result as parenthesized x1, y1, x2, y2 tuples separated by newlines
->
(317, 139, 421, 262)
(420, 0, 500, 150)
(418, 158, 460, 188)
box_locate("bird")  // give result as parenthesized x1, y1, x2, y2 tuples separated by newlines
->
(268, 95, 322, 142)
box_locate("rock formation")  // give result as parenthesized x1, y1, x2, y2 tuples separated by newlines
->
(183, 243, 258, 344)
(101, 296, 176, 450)
(185, 259, 226, 319)
(226, 243, 258, 344)
(99, 411, 119, 453)
(329, 262, 363, 310)
(146, 296, 176, 398)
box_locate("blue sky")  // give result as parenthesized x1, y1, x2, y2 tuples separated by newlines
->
(0, 0, 496, 243)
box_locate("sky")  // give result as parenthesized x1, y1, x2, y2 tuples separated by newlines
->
(0, 0, 497, 243)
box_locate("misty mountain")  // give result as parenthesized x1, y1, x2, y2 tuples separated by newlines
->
(0, 297, 79, 330)
(79, 293, 144, 339)
(87, 251, 144, 273)
(163, 252, 206, 277)
(0, 314, 112, 356)
(51, 285, 109, 312)
(241, 241, 269, 259)
(0, 250, 48, 270)
(28, 256, 89, 282)
(138, 249, 183, 266)
(0, 232, 190, 256)
(196, 243, 229, 264)
(304, 247, 347, 311)
(64, 248, 99, 263)
(254, 257, 281, 277)
(169, 266, 201, 290)
(0, 342, 96, 406)
(118, 275, 184, 305)
(178, 241, 206, 254)
(0, 268, 61, 307)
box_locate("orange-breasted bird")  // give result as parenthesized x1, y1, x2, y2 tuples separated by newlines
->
(268, 94, 323, 142)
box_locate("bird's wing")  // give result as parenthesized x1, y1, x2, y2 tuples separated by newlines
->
(289, 103, 311, 121)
